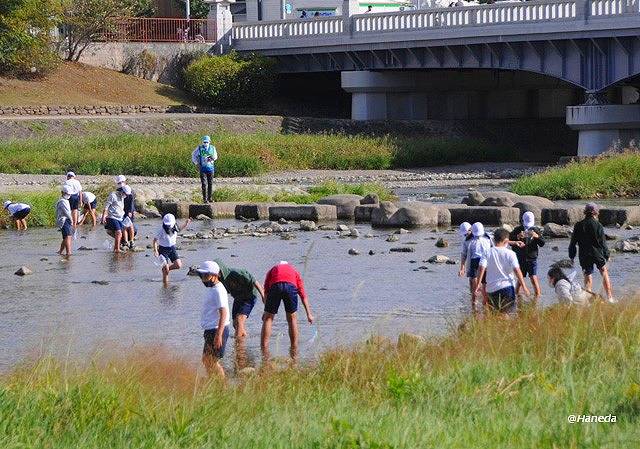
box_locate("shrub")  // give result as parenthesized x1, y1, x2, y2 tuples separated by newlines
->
(184, 53, 277, 108)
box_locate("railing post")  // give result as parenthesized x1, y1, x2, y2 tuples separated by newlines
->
(204, 0, 235, 51)
(575, 0, 591, 22)
(342, 0, 358, 37)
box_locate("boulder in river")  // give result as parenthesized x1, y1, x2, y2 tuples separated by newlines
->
(299, 220, 317, 231)
(390, 247, 415, 253)
(317, 194, 363, 220)
(435, 238, 449, 248)
(615, 240, 640, 253)
(371, 201, 439, 229)
(461, 190, 485, 206)
(427, 255, 450, 264)
(544, 223, 573, 238)
(481, 195, 515, 207)
(360, 193, 380, 205)
(348, 248, 360, 255)
(14, 266, 32, 276)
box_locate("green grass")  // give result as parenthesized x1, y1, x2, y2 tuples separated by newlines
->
(207, 181, 396, 204)
(0, 132, 511, 178)
(512, 152, 640, 199)
(2, 302, 640, 448)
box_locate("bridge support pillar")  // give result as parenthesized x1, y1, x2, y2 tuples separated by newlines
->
(342, 71, 427, 121)
(566, 103, 640, 157)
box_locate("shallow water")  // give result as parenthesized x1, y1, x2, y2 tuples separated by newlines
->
(2, 208, 640, 373)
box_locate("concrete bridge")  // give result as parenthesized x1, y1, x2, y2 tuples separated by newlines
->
(220, 0, 640, 156)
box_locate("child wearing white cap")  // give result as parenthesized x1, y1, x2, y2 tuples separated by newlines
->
(196, 260, 230, 378)
(56, 185, 74, 256)
(509, 211, 545, 300)
(3, 200, 31, 230)
(63, 172, 83, 227)
(78, 190, 98, 226)
(462, 222, 492, 313)
(100, 185, 130, 253)
(153, 213, 191, 286)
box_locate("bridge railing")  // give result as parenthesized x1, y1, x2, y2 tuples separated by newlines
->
(232, 0, 639, 41)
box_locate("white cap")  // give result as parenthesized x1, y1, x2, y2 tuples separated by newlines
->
(122, 185, 132, 195)
(115, 175, 126, 184)
(62, 185, 73, 195)
(522, 211, 535, 229)
(3, 200, 11, 209)
(471, 222, 484, 237)
(162, 213, 176, 227)
(459, 222, 471, 237)
(196, 260, 220, 275)
(278, 260, 289, 265)
(66, 171, 75, 178)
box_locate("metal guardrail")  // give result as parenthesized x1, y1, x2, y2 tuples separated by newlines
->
(99, 17, 216, 43)
(232, 0, 639, 40)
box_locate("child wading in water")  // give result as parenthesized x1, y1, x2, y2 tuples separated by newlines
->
(510, 211, 545, 300)
(476, 228, 530, 315)
(547, 266, 590, 306)
(56, 185, 74, 256)
(3, 200, 31, 230)
(461, 222, 492, 313)
(78, 191, 97, 226)
(153, 213, 191, 286)
(196, 260, 230, 378)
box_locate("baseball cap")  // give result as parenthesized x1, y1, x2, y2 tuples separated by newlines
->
(162, 213, 176, 227)
(585, 203, 599, 215)
(62, 185, 73, 195)
(196, 260, 220, 275)
(522, 211, 535, 228)
(202, 135, 211, 143)
(115, 175, 126, 184)
(459, 222, 471, 237)
(3, 200, 11, 209)
(471, 222, 485, 237)
(122, 185, 132, 195)
(66, 171, 75, 178)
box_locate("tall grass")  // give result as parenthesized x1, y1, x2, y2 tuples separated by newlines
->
(0, 132, 512, 178)
(512, 151, 640, 199)
(2, 302, 640, 448)
(0, 190, 59, 227)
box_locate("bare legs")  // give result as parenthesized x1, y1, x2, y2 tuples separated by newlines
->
(261, 312, 298, 361)
(202, 353, 224, 378)
(234, 314, 248, 338)
(14, 218, 27, 230)
(161, 259, 182, 286)
(113, 230, 122, 253)
(286, 312, 299, 360)
(58, 236, 72, 256)
(585, 266, 614, 302)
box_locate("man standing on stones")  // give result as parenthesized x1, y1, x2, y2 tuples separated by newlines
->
(191, 135, 218, 204)
(569, 203, 615, 303)
(261, 261, 314, 360)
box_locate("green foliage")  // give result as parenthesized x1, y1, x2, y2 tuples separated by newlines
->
(184, 53, 277, 108)
(0, 190, 59, 227)
(0, 0, 60, 77)
(172, 0, 209, 18)
(2, 303, 640, 447)
(512, 151, 640, 199)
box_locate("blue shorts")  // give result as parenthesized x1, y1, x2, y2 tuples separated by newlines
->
(580, 257, 607, 276)
(69, 194, 80, 210)
(232, 295, 257, 319)
(105, 218, 123, 232)
(87, 200, 97, 210)
(521, 259, 538, 278)
(467, 257, 481, 278)
(12, 207, 30, 220)
(158, 245, 179, 263)
(203, 326, 230, 359)
(488, 286, 516, 314)
(265, 282, 299, 315)
(60, 220, 73, 238)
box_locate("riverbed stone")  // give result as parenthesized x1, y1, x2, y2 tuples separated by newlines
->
(390, 247, 415, 253)
(448, 206, 520, 226)
(269, 204, 337, 223)
(435, 238, 449, 248)
(348, 248, 360, 255)
(156, 201, 190, 219)
(360, 193, 380, 205)
(427, 255, 450, 264)
(317, 194, 363, 219)
(299, 220, 317, 231)
(354, 204, 377, 223)
(599, 207, 640, 226)
(544, 223, 573, 238)
(615, 240, 640, 253)
(541, 207, 584, 225)
(371, 201, 439, 229)
(481, 195, 515, 207)
(436, 206, 452, 228)
(461, 190, 485, 206)
(14, 266, 32, 276)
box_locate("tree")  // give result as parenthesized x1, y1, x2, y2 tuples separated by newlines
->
(60, 0, 155, 62)
(0, 0, 60, 77)
(173, 0, 210, 19)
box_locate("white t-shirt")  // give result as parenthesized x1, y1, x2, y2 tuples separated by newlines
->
(104, 192, 124, 220)
(201, 282, 230, 330)
(64, 178, 82, 195)
(6, 203, 29, 216)
(480, 246, 520, 294)
(155, 227, 178, 247)
(82, 191, 96, 204)
(467, 235, 492, 263)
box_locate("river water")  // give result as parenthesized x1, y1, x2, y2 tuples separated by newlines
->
(2, 184, 640, 372)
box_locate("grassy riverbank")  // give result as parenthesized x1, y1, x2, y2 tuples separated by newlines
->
(0, 132, 509, 178)
(512, 152, 640, 199)
(2, 302, 639, 448)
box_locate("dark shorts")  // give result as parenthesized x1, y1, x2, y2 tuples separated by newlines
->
(104, 218, 123, 232)
(158, 245, 179, 263)
(487, 286, 517, 314)
(60, 220, 73, 238)
(580, 257, 607, 276)
(12, 207, 30, 220)
(69, 194, 80, 210)
(232, 295, 258, 319)
(203, 326, 230, 359)
(87, 199, 97, 210)
(520, 259, 538, 278)
(265, 282, 299, 315)
(467, 257, 481, 278)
